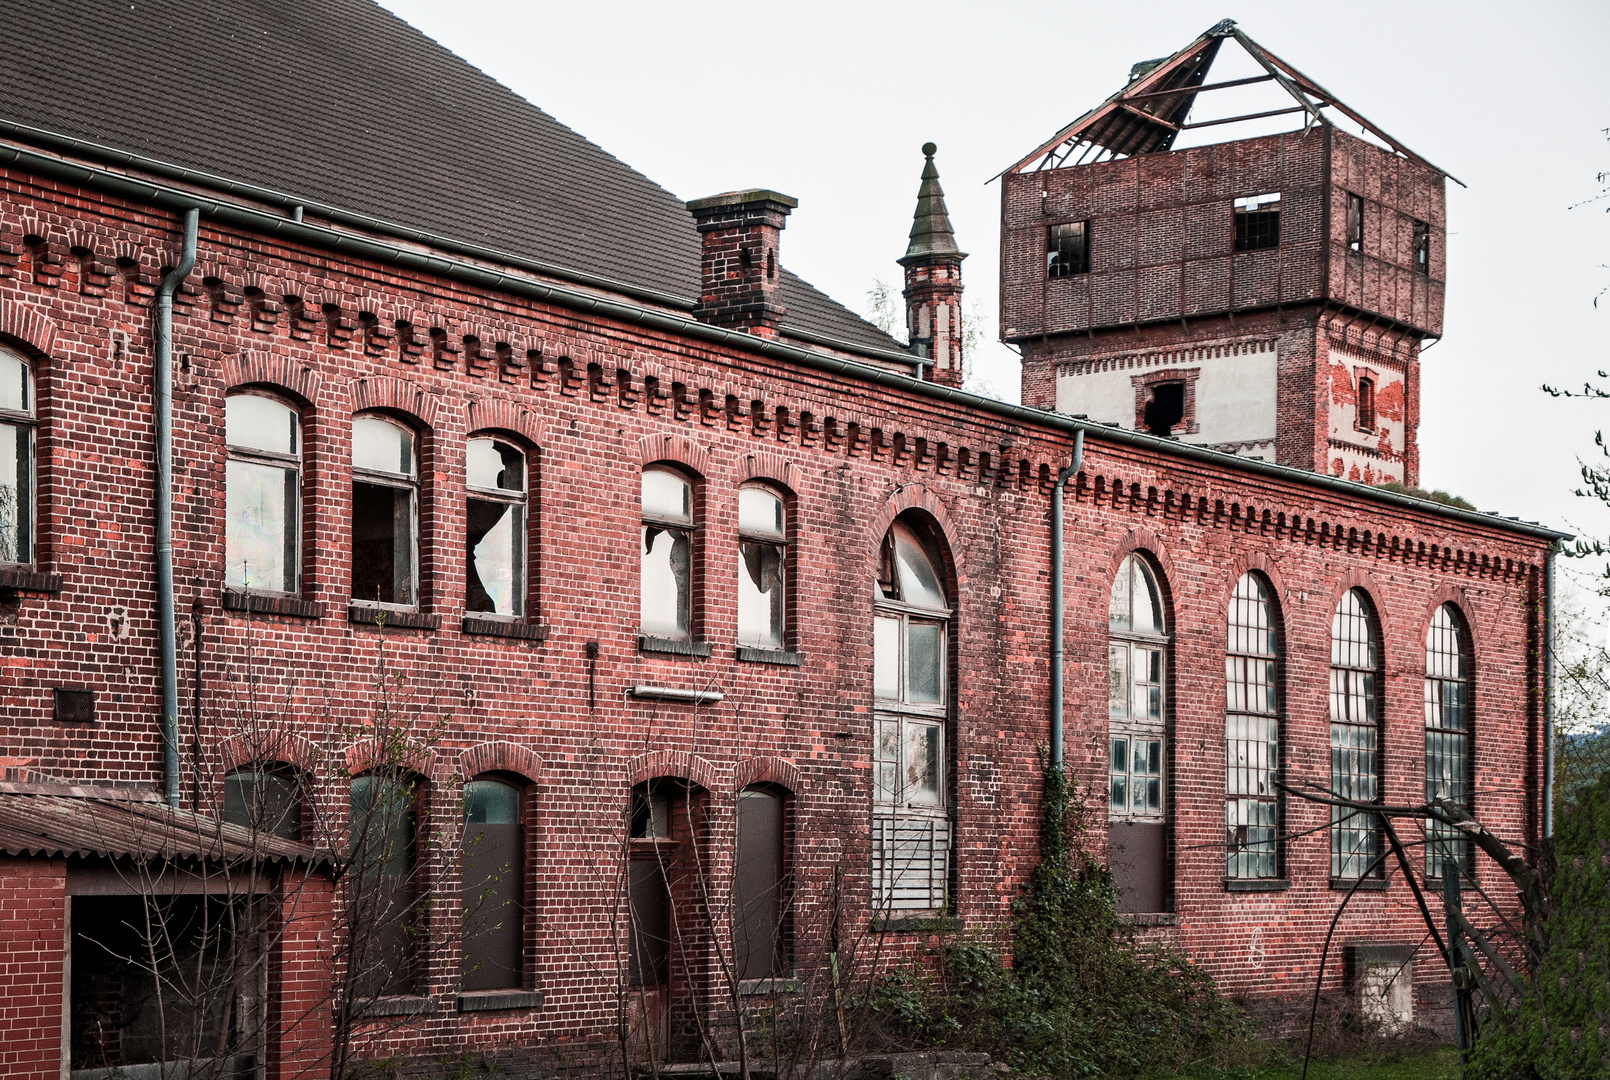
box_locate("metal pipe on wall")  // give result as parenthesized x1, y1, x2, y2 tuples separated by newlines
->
(1049, 429, 1085, 773)
(154, 207, 198, 808)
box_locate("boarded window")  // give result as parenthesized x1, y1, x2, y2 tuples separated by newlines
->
(627, 782, 674, 986)
(1233, 192, 1281, 252)
(735, 789, 787, 979)
(223, 769, 302, 841)
(462, 778, 524, 991)
(1357, 377, 1376, 432)
(349, 773, 420, 997)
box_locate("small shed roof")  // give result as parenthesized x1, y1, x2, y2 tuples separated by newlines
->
(0, 792, 324, 865)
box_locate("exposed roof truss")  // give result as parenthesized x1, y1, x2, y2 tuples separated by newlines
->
(1004, 20, 1463, 186)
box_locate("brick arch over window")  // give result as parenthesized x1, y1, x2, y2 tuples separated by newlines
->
(0, 300, 57, 358)
(351, 376, 438, 429)
(734, 756, 801, 794)
(867, 485, 960, 580)
(1325, 568, 1389, 664)
(628, 750, 718, 793)
(639, 433, 711, 478)
(344, 739, 439, 783)
(1105, 529, 1178, 622)
(740, 452, 795, 492)
(1217, 551, 1290, 622)
(219, 732, 322, 777)
(467, 397, 544, 448)
(224, 352, 322, 407)
(458, 741, 543, 785)
(1423, 584, 1475, 648)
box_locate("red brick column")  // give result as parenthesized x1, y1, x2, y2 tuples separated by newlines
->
(0, 857, 66, 1080)
(273, 870, 336, 1080)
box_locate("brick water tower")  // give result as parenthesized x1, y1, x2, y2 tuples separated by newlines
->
(1000, 20, 1454, 485)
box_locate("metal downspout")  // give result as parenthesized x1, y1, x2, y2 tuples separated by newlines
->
(155, 208, 198, 807)
(1050, 429, 1085, 774)
(1543, 545, 1556, 838)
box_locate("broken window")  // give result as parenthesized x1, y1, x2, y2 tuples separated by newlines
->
(1143, 381, 1185, 437)
(1412, 219, 1431, 275)
(640, 467, 693, 639)
(1357, 376, 1376, 432)
(737, 485, 786, 649)
(1226, 573, 1280, 880)
(1425, 604, 1472, 882)
(1109, 553, 1169, 913)
(627, 781, 675, 986)
(465, 436, 526, 617)
(1233, 192, 1281, 252)
(0, 346, 34, 565)
(1330, 589, 1383, 880)
(225, 393, 300, 593)
(349, 773, 421, 998)
(873, 516, 951, 911)
(462, 777, 524, 991)
(223, 768, 303, 841)
(1046, 220, 1090, 277)
(351, 415, 418, 608)
(1346, 192, 1364, 252)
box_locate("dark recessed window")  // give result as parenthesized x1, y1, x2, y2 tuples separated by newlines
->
(1233, 193, 1281, 252)
(1412, 220, 1430, 275)
(0, 346, 35, 566)
(1143, 382, 1186, 437)
(1357, 377, 1376, 432)
(1346, 193, 1364, 252)
(1047, 221, 1090, 278)
(223, 769, 303, 841)
(351, 415, 419, 608)
(53, 688, 93, 724)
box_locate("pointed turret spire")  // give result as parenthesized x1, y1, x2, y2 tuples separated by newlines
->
(902, 142, 965, 263)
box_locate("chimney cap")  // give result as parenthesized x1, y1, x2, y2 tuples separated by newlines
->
(686, 189, 799, 213)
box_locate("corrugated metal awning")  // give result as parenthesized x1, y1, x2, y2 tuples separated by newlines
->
(0, 792, 324, 865)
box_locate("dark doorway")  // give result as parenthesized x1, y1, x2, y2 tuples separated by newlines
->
(1143, 383, 1185, 437)
(734, 789, 787, 980)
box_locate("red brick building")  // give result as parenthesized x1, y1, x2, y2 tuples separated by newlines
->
(0, 6, 1560, 1077)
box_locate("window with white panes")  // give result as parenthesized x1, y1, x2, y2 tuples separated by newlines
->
(1109, 554, 1167, 824)
(737, 486, 786, 649)
(465, 436, 526, 618)
(351, 415, 419, 608)
(1330, 588, 1383, 879)
(641, 467, 694, 639)
(1425, 604, 1472, 882)
(225, 393, 300, 593)
(872, 517, 951, 911)
(1225, 573, 1280, 879)
(0, 347, 35, 566)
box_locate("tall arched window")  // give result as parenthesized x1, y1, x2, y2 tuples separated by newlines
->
(351, 415, 419, 608)
(641, 467, 694, 640)
(0, 346, 35, 566)
(1425, 604, 1471, 881)
(465, 436, 526, 617)
(737, 485, 786, 650)
(1330, 588, 1382, 879)
(1108, 553, 1168, 913)
(735, 786, 789, 980)
(872, 516, 950, 912)
(1226, 573, 1280, 880)
(462, 777, 524, 991)
(225, 393, 300, 593)
(222, 767, 303, 841)
(349, 772, 421, 997)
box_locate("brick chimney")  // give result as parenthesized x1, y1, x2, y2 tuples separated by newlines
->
(688, 189, 798, 337)
(899, 143, 967, 387)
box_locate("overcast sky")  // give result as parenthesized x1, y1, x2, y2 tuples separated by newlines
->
(383, 0, 1608, 583)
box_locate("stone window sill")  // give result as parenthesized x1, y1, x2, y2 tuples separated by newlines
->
(457, 989, 544, 1012)
(0, 567, 61, 593)
(638, 635, 711, 658)
(1330, 877, 1389, 891)
(735, 646, 802, 666)
(348, 605, 441, 630)
(871, 913, 959, 934)
(1224, 878, 1291, 892)
(1116, 912, 1177, 926)
(738, 976, 800, 996)
(223, 589, 325, 619)
(359, 995, 434, 1018)
(462, 615, 549, 641)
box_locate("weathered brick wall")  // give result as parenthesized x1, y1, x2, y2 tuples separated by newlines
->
(0, 163, 1542, 1071)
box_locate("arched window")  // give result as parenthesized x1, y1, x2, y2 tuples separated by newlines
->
(872, 517, 951, 912)
(465, 436, 526, 617)
(1108, 553, 1168, 913)
(737, 485, 786, 650)
(222, 767, 303, 841)
(735, 787, 789, 980)
(351, 415, 419, 608)
(1225, 573, 1280, 879)
(462, 777, 524, 991)
(1425, 604, 1472, 882)
(641, 467, 694, 640)
(1330, 588, 1382, 880)
(627, 780, 678, 989)
(349, 772, 421, 997)
(0, 346, 35, 565)
(225, 393, 300, 593)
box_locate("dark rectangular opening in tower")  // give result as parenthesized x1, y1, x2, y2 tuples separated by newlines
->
(1144, 382, 1186, 437)
(1412, 220, 1430, 275)
(1233, 193, 1281, 252)
(1347, 193, 1364, 252)
(1047, 221, 1089, 277)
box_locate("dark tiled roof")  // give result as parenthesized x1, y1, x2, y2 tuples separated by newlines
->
(0, 0, 904, 355)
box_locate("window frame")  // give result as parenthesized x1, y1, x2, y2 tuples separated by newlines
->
(221, 764, 305, 842)
(1412, 219, 1431, 276)
(1329, 587, 1384, 881)
(640, 464, 698, 642)
(224, 390, 302, 595)
(460, 773, 528, 992)
(736, 483, 789, 651)
(1357, 376, 1377, 433)
(347, 770, 426, 999)
(464, 434, 529, 620)
(0, 345, 36, 568)
(1224, 572, 1282, 881)
(1346, 192, 1365, 252)
(1424, 603, 1473, 883)
(1233, 192, 1282, 252)
(1047, 220, 1090, 278)
(349, 413, 421, 611)
(1108, 553, 1169, 825)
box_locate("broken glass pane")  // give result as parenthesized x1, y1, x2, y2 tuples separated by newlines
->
(640, 525, 690, 637)
(467, 437, 523, 493)
(738, 540, 783, 647)
(467, 498, 523, 616)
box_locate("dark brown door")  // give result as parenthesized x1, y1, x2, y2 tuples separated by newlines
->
(735, 789, 785, 980)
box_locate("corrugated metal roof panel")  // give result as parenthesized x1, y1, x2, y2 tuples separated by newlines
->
(0, 793, 323, 865)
